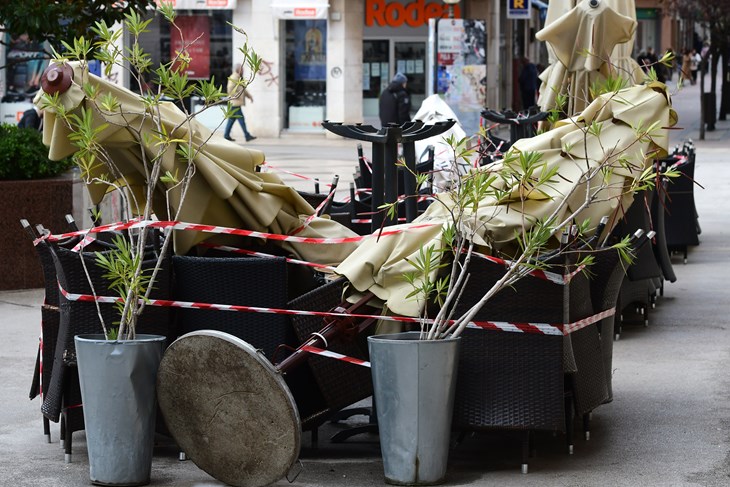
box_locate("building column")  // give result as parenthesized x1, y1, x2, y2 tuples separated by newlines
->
(326, 0, 364, 133)
(242, 0, 284, 137)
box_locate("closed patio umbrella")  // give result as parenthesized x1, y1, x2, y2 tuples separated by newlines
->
(536, 0, 639, 115)
(36, 62, 358, 265)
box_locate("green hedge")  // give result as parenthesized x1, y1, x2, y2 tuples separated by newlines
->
(0, 123, 73, 180)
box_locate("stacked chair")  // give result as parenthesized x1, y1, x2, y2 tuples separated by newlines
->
(664, 142, 700, 263)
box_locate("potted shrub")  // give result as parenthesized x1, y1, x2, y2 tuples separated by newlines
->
(0, 123, 73, 290)
(338, 79, 678, 485)
(36, 3, 261, 485)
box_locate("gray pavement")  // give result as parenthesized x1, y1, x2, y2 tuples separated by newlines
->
(2, 77, 730, 486)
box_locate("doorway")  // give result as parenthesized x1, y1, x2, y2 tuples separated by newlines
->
(362, 39, 426, 123)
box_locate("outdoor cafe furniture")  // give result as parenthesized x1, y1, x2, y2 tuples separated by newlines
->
(446, 251, 609, 473)
(664, 143, 700, 262)
(38, 238, 173, 462)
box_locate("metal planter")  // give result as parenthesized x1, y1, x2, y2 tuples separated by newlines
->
(368, 331, 460, 485)
(75, 334, 166, 486)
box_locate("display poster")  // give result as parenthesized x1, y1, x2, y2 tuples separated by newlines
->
(294, 20, 327, 81)
(3, 34, 47, 95)
(436, 19, 487, 135)
(371, 62, 380, 77)
(171, 15, 210, 79)
(363, 63, 371, 90)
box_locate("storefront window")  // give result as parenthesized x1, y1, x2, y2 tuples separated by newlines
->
(284, 19, 327, 131)
(134, 10, 233, 101)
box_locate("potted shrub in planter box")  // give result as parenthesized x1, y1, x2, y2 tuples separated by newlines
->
(0, 123, 73, 290)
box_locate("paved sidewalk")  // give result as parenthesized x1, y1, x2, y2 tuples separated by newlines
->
(2, 79, 730, 486)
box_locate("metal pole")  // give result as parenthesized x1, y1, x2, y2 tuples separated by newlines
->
(371, 142, 385, 231)
(402, 142, 418, 222)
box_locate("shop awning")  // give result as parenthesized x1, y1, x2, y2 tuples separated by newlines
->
(270, 0, 329, 19)
(164, 0, 238, 10)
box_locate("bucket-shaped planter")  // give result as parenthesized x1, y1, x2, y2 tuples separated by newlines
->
(368, 332, 460, 485)
(75, 334, 166, 486)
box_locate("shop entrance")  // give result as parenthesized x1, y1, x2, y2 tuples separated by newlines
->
(284, 19, 327, 132)
(363, 39, 426, 124)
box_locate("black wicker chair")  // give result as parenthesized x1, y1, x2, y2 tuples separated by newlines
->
(664, 150, 700, 263)
(447, 252, 601, 472)
(171, 255, 294, 362)
(586, 247, 627, 404)
(612, 190, 664, 337)
(44, 243, 173, 462)
(284, 278, 373, 443)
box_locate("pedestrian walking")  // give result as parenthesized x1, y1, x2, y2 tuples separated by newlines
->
(379, 72, 411, 126)
(690, 49, 701, 85)
(680, 49, 693, 85)
(223, 63, 256, 142)
(518, 57, 539, 110)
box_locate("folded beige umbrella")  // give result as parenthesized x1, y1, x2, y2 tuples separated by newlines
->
(536, 0, 638, 115)
(37, 62, 358, 265)
(605, 0, 645, 84)
(336, 82, 676, 316)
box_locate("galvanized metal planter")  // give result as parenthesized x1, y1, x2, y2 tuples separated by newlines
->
(368, 331, 460, 485)
(75, 334, 166, 486)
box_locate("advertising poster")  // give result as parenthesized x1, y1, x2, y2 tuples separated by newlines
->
(294, 20, 327, 81)
(436, 19, 487, 135)
(4, 34, 47, 95)
(171, 15, 210, 79)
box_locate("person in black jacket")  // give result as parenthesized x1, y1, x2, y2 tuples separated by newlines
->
(379, 72, 411, 126)
(18, 106, 42, 130)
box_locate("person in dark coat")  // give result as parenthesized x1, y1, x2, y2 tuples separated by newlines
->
(518, 57, 539, 110)
(18, 107, 42, 130)
(379, 72, 411, 126)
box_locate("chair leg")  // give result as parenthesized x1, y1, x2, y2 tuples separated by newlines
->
(60, 414, 66, 450)
(521, 430, 531, 474)
(565, 393, 575, 455)
(583, 413, 591, 441)
(43, 416, 51, 443)
(311, 427, 319, 449)
(63, 416, 72, 464)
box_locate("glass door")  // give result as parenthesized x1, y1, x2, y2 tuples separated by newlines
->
(394, 41, 426, 116)
(362, 40, 389, 120)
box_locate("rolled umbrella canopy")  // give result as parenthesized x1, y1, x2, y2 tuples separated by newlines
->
(536, 0, 639, 116)
(36, 62, 358, 265)
(336, 82, 677, 317)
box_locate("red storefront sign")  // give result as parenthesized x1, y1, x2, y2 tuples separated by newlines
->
(170, 15, 210, 79)
(365, 0, 461, 28)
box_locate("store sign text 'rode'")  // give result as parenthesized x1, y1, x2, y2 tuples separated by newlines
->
(365, 0, 462, 28)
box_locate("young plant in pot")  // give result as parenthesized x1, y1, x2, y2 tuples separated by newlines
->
(338, 79, 678, 485)
(36, 4, 261, 485)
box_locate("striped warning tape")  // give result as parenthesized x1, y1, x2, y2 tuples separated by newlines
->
(291, 185, 338, 235)
(39, 219, 440, 245)
(196, 243, 337, 272)
(470, 251, 585, 285)
(58, 283, 613, 337)
(261, 162, 335, 187)
(300, 345, 371, 368)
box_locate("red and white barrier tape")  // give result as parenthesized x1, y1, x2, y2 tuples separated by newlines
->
(197, 243, 337, 272)
(291, 185, 338, 235)
(41, 219, 439, 245)
(261, 162, 334, 187)
(58, 283, 613, 337)
(301, 310, 615, 367)
(300, 345, 371, 368)
(471, 251, 585, 285)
